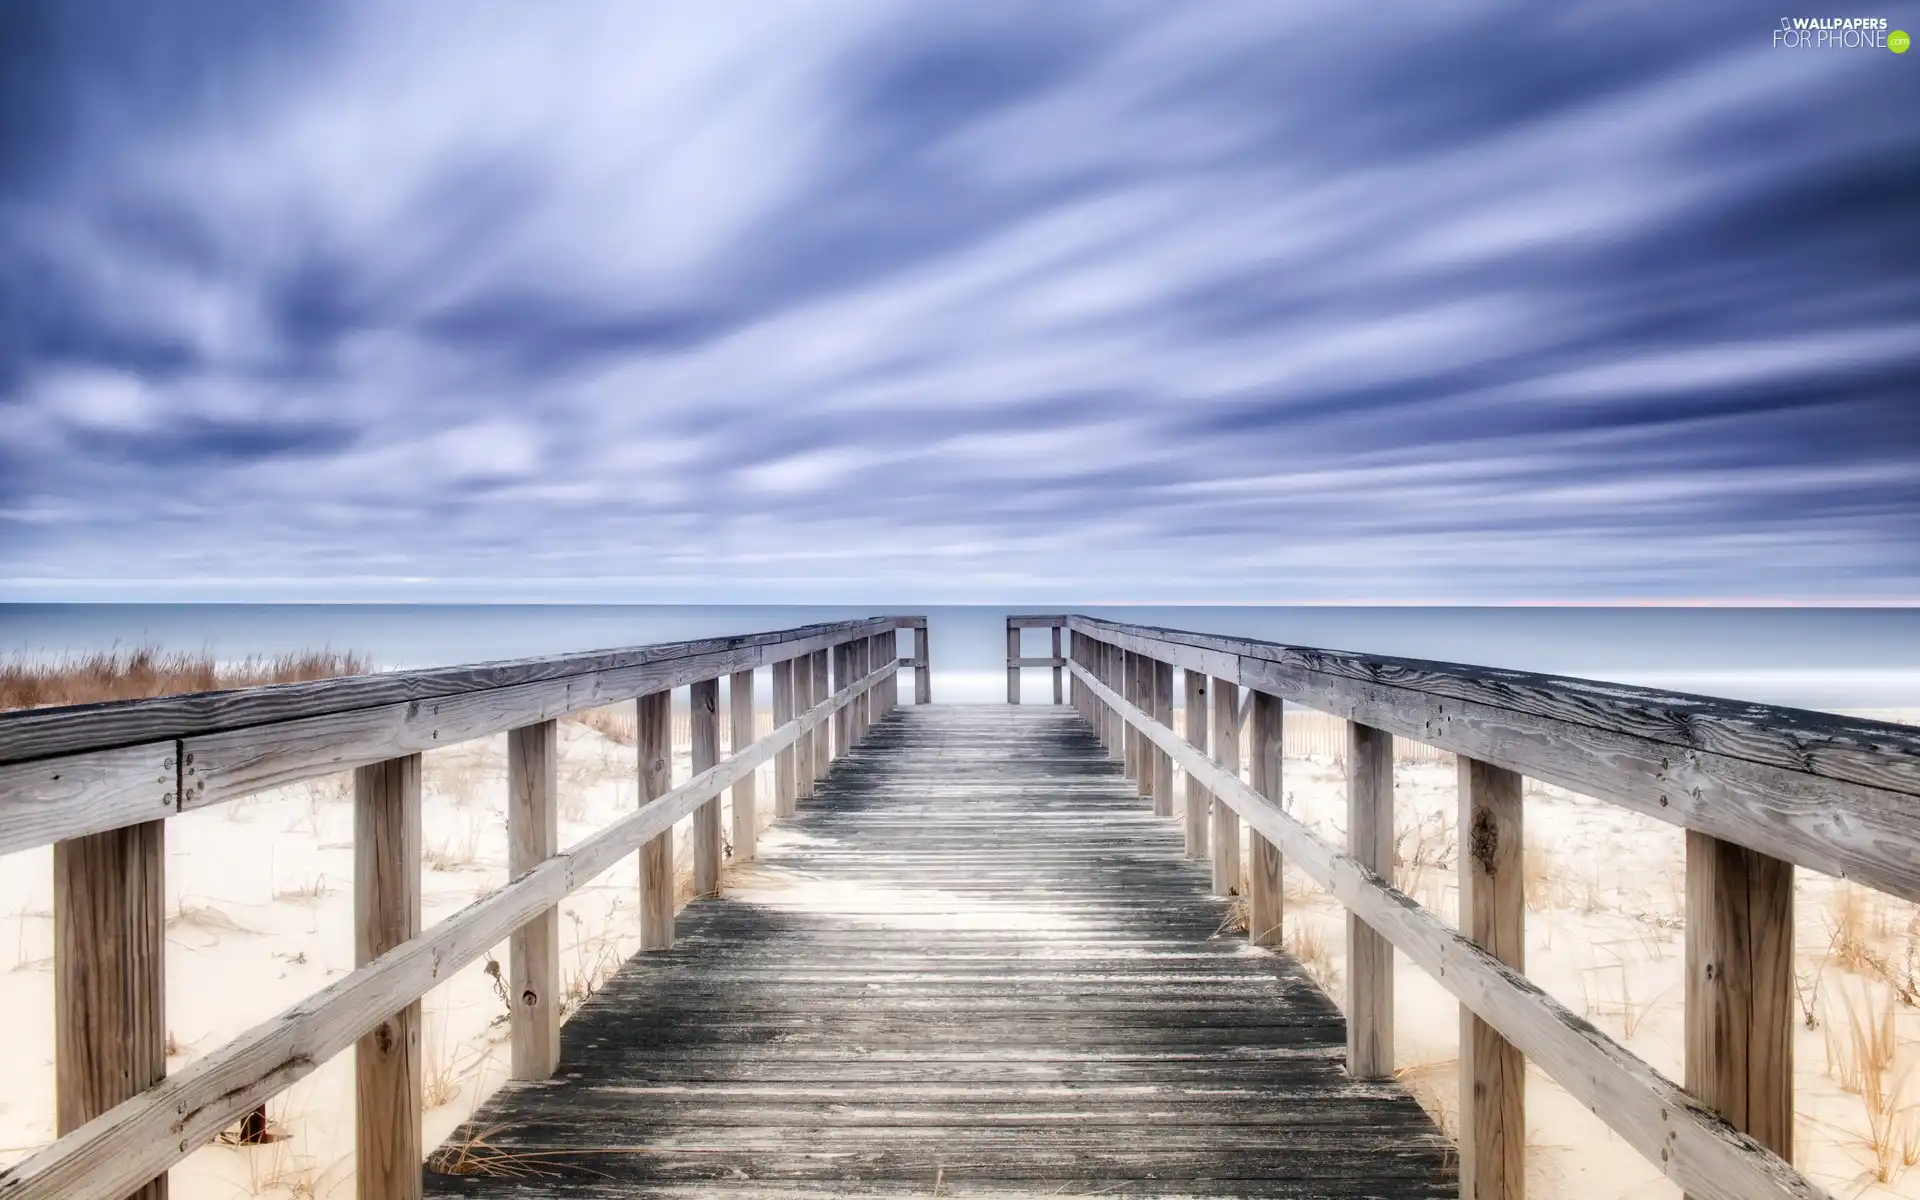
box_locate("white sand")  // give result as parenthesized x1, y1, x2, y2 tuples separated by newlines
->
(3, 707, 1918, 1197)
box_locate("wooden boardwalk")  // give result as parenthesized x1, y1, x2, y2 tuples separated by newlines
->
(425, 705, 1455, 1198)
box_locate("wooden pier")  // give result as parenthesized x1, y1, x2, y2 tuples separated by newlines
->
(424, 705, 1453, 1196)
(4, 612, 1920, 1199)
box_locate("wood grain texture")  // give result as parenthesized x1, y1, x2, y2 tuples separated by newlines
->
(1212, 677, 1242, 898)
(638, 691, 675, 952)
(1459, 757, 1523, 1200)
(1005, 614, 1069, 627)
(1686, 832, 1794, 1174)
(1153, 659, 1175, 819)
(794, 653, 815, 802)
(54, 820, 167, 1200)
(0, 659, 899, 1200)
(1066, 616, 1920, 902)
(355, 755, 422, 1200)
(1068, 660, 1824, 1200)
(1007, 625, 1021, 705)
(729, 670, 757, 864)
(691, 680, 722, 900)
(772, 660, 796, 819)
(508, 722, 560, 1081)
(1185, 669, 1210, 859)
(1247, 691, 1284, 949)
(811, 649, 830, 783)
(1066, 615, 1920, 798)
(1053, 626, 1065, 705)
(833, 644, 852, 761)
(1347, 722, 1395, 1080)
(1, 616, 912, 767)
(1, 744, 177, 857)
(424, 706, 1454, 1199)
(913, 625, 931, 706)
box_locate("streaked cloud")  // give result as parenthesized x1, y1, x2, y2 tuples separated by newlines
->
(1, 1, 1915, 602)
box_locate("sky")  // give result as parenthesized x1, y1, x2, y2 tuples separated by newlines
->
(1, 2, 1917, 605)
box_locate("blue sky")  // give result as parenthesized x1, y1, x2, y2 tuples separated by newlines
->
(1, 2, 1916, 604)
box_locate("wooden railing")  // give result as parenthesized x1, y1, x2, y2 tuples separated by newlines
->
(0, 615, 931, 1200)
(1057, 613, 1920, 1200)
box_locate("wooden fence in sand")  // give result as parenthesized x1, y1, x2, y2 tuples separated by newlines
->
(0, 616, 931, 1200)
(1008, 613, 1920, 1200)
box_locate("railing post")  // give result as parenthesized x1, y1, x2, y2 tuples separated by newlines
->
(1183, 669, 1209, 858)
(1122, 651, 1141, 784)
(1155, 661, 1175, 817)
(1347, 722, 1394, 1078)
(729, 669, 757, 863)
(1460, 757, 1524, 1200)
(638, 690, 674, 950)
(1052, 625, 1064, 705)
(1685, 833, 1793, 1186)
(832, 641, 852, 759)
(691, 679, 722, 898)
(1210, 677, 1241, 897)
(1007, 622, 1021, 704)
(354, 754, 421, 1200)
(880, 629, 897, 717)
(796, 652, 816, 801)
(914, 622, 931, 704)
(508, 721, 559, 1081)
(856, 636, 872, 738)
(54, 821, 167, 1200)
(773, 657, 796, 818)
(1105, 642, 1123, 760)
(811, 647, 830, 777)
(1247, 692, 1282, 948)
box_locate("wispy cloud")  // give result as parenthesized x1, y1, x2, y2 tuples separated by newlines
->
(1, 1, 1915, 602)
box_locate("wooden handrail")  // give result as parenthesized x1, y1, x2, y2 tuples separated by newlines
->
(1067, 614, 1920, 901)
(0, 616, 922, 856)
(1068, 654, 1821, 1200)
(0, 652, 901, 1200)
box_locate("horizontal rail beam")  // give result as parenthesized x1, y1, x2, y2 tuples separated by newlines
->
(1009, 656, 1067, 668)
(0, 616, 918, 767)
(1005, 615, 1067, 628)
(0, 658, 898, 1200)
(1, 617, 923, 853)
(1068, 658, 1823, 1200)
(1068, 616, 1920, 902)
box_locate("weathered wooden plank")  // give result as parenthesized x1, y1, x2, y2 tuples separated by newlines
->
(355, 754, 422, 1200)
(422, 704, 1452, 1199)
(1212, 677, 1242, 898)
(912, 624, 931, 706)
(507, 721, 559, 1081)
(639, 691, 675, 952)
(1068, 615, 1920, 799)
(692, 680, 722, 899)
(0, 659, 898, 1200)
(0, 743, 176, 857)
(729, 670, 758, 863)
(1070, 660, 1827, 1200)
(1347, 721, 1394, 1080)
(772, 660, 796, 820)
(1184, 669, 1210, 859)
(54, 821, 166, 1200)
(1007, 624, 1022, 705)
(1006, 615, 1068, 628)
(810, 649, 830, 781)
(1459, 757, 1524, 1200)
(1009, 656, 1068, 668)
(1247, 691, 1283, 949)
(1052, 627, 1065, 705)
(1153, 659, 1175, 819)
(1686, 832, 1794, 1184)
(3, 617, 909, 767)
(1234, 651, 1920, 904)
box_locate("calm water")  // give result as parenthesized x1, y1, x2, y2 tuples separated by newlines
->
(3, 604, 1919, 711)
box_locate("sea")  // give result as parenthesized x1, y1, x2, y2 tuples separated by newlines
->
(3, 604, 1920, 713)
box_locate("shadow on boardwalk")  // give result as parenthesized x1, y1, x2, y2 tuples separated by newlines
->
(426, 706, 1456, 1198)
